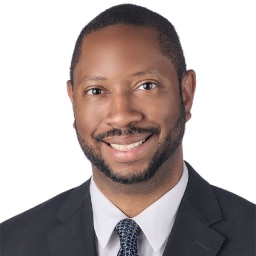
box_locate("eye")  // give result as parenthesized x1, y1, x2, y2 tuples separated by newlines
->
(86, 88, 103, 95)
(138, 82, 157, 91)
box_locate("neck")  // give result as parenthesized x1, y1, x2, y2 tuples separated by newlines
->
(92, 149, 184, 217)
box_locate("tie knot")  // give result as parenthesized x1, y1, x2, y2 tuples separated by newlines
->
(114, 219, 141, 256)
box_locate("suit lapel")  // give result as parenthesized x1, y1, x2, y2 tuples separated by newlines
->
(163, 163, 226, 256)
(47, 180, 97, 256)
(163, 203, 225, 256)
(45, 164, 227, 256)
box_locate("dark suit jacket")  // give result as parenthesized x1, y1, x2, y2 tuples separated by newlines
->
(1, 163, 255, 255)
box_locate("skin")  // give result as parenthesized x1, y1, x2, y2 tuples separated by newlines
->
(67, 25, 196, 217)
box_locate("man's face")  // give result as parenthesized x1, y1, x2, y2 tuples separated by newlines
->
(68, 25, 194, 184)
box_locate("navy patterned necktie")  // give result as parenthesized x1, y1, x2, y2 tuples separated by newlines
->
(114, 218, 141, 256)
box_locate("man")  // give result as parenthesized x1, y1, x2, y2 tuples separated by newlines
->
(0, 4, 255, 256)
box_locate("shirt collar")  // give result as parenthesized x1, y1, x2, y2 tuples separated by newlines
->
(90, 178, 126, 248)
(90, 162, 188, 251)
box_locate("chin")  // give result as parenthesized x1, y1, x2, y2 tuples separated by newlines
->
(102, 165, 156, 185)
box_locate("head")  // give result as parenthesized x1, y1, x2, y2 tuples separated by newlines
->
(70, 4, 186, 87)
(67, 4, 196, 186)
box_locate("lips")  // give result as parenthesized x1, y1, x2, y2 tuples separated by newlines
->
(102, 134, 152, 151)
(99, 133, 156, 163)
(109, 138, 146, 151)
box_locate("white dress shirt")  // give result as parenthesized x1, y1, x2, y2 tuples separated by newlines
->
(90, 162, 188, 256)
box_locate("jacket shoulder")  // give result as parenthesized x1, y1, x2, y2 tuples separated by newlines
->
(212, 185, 255, 224)
(212, 186, 256, 255)
(0, 180, 91, 255)
(0, 188, 73, 245)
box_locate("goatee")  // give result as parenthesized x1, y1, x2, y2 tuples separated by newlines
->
(75, 105, 186, 184)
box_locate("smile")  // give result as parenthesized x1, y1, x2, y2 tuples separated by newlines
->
(100, 133, 156, 163)
(102, 134, 153, 152)
(110, 138, 146, 151)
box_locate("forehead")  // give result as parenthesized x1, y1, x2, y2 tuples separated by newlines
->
(83, 25, 161, 57)
(84, 24, 159, 45)
(73, 25, 175, 83)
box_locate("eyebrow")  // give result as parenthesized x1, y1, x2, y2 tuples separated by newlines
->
(82, 75, 107, 82)
(78, 69, 160, 85)
(131, 69, 160, 77)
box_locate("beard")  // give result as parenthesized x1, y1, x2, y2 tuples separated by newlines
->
(75, 103, 186, 185)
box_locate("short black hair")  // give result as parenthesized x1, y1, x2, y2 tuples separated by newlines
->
(70, 4, 186, 85)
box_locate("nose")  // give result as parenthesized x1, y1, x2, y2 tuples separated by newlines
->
(105, 93, 143, 128)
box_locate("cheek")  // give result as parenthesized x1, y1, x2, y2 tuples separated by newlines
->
(73, 100, 105, 135)
(144, 96, 181, 125)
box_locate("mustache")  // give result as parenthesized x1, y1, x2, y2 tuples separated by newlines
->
(95, 127, 160, 142)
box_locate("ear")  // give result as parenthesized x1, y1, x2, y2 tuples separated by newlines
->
(181, 70, 196, 122)
(67, 80, 74, 106)
(67, 80, 76, 128)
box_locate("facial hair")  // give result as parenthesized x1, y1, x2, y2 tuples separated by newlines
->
(75, 103, 186, 184)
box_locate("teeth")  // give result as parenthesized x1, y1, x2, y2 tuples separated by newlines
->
(110, 139, 146, 151)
